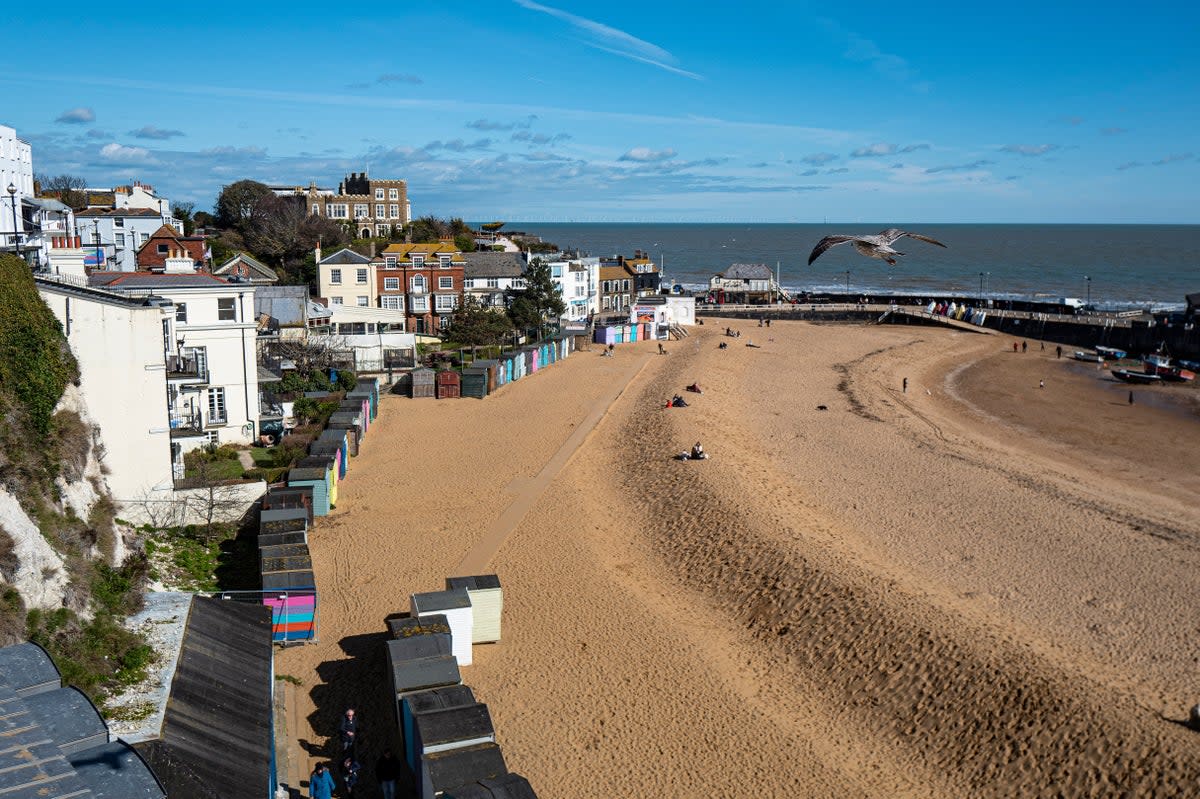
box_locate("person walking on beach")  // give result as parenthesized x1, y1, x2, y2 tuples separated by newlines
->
(1056, 345, 1062, 359)
(902, 377, 908, 394)
(658, 342, 666, 355)
(309, 763, 336, 799)
(341, 755, 361, 796)
(1039, 380, 1045, 389)
(1022, 341, 1028, 353)
(376, 749, 401, 799)
(339, 708, 358, 754)
(1129, 391, 1134, 406)
(1013, 342, 1018, 353)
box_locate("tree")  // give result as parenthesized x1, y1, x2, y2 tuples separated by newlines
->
(446, 296, 513, 355)
(35, 174, 88, 210)
(215, 180, 274, 231)
(507, 258, 565, 338)
(193, 210, 215, 229)
(172, 202, 196, 235)
(409, 215, 449, 243)
(480, 221, 505, 234)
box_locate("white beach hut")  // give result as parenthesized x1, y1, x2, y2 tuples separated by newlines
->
(445, 575, 503, 644)
(412, 589, 475, 666)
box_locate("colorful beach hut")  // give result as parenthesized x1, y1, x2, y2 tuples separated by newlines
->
(309, 439, 346, 482)
(437, 369, 461, 399)
(354, 377, 380, 419)
(411, 368, 436, 399)
(474, 360, 499, 393)
(259, 545, 317, 642)
(318, 429, 351, 476)
(327, 419, 360, 456)
(461, 368, 488, 399)
(262, 485, 314, 524)
(288, 459, 333, 516)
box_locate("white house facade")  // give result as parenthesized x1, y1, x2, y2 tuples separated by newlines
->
(462, 251, 527, 308)
(317, 248, 375, 308)
(1, 124, 33, 258)
(547, 254, 600, 322)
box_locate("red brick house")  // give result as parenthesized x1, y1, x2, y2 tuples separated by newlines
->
(374, 242, 465, 334)
(135, 224, 208, 271)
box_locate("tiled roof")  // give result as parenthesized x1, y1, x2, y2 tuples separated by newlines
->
(76, 207, 163, 217)
(719, 263, 773, 280)
(599, 265, 633, 280)
(214, 252, 278, 281)
(319, 248, 372, 265)
(90, 272, 230, 289)
(463, 252, 526, 278)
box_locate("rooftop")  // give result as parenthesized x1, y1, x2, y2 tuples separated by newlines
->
(463, 252, 527, 278)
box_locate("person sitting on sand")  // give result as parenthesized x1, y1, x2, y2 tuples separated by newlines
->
(691, 441, 708, 460)
(686, 383, 703, 394)
(671, 395, 688, 407)
(719, 341, 728, 350)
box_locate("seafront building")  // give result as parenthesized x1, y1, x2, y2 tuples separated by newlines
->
(463, 251, 527, 308)
(0, 124, 33, 261)
(544, 253, 600, 322)
(374, 242, 466, 333)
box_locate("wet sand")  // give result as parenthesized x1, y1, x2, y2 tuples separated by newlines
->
(278, 320, 1200, 797)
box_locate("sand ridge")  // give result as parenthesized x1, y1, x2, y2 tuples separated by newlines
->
(279, 320, 1200, 797)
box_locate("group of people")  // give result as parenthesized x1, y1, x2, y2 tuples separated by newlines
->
(309, 708, 402, 799)
(677, 441, 709, 461)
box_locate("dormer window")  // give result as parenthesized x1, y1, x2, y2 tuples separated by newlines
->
(385, 256, 397, 268)
(412, 254, 424, 267)
(439, 255, 451, 268)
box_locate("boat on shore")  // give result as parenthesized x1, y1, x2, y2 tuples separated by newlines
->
(1095, 346, 1127, 360)
(1074, 351, 1105, 363)
(1142, 353, 1195, 382)
(1111, 368, 1162, 384)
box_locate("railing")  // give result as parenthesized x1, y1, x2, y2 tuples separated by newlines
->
(166, 354, 208, 382)
(169, 411, 202, 433)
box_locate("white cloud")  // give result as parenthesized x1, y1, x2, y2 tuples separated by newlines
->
(999, 143, 1059, 156)
(130, 125, 185, 140)
(620, 147, 677, 162)
(851, 142, 897, 157)
(56, 107, 95, 124)
(99, 142, 154, 163)
(801, 152, 838, 166)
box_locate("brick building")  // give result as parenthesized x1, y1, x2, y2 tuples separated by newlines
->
(283, 173, 410, 238)
(135, 224, 208, 271)
(375, 242, 464, 334)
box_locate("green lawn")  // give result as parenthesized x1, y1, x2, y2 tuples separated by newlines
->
(184, 458, 244, 481)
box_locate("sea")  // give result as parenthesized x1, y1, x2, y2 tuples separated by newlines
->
(506, 224, 1198, 310)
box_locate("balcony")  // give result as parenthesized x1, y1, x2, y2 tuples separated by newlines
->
(169, 411, 204, 438)
(166, 354, 208, 384)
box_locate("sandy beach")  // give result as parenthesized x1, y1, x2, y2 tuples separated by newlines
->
(277, 319, 1200, 797)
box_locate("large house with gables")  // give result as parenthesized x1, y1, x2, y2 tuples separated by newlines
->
(462, 251, 526, 308)
(374, 242, 465, 334)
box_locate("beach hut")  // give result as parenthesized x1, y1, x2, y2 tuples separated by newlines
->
(327, 420, 360, 456)
(338, 398, 369, 435)
(445, 575, 502, 643)
(500, 354, 515, 385)
(331, 406, 364, 436)
(412, 703, 495, 777)
(259, 507, 308, 537)
(442, 773, 539, 799)
(355, 377, 380, 419)
(411, 368, 436, 399)
(437, 369, 461, 399)
(259, 546, 317, 642)
(309, 440, 346, 481)
(390, 655, 462, 738)
(296, 454, 336, 508)
(400, 685, 477, 776)
(420, 743, 507, 799)
(461, 368, 488, 399)
(262, 486, 314, 524)
(319, 429, 351, 475)
(287, 465, 331, 516)
(257, 529, 306, 548)
(389, 613, 451, 640)
(411, 589, 474, 666)
(593, 326, 615, 346)
(474, 360, 499, 394)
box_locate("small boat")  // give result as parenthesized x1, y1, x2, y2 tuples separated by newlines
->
(1094, 346, 1127, 360)
(1073, 350, 1104, 363)
(1142, 353, 1195, 382)
(1112, 368, 1162, 384)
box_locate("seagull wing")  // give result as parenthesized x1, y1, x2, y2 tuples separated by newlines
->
(808, 235, 858, 265)
(878, 228, 947, 248)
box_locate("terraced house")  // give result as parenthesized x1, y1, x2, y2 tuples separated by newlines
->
(375, 242, 465, 334)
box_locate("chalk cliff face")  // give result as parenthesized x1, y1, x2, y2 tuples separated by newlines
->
(0, 385, 118, 612)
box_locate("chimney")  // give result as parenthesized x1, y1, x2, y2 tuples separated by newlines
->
(369, 241, 376, 258)
(315, 242, 322, 264)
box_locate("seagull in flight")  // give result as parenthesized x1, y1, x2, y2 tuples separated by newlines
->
(808, 228, 947, 266)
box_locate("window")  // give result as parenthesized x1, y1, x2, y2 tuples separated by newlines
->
(207, 387, 227, 424)
(331, 296, 343, 305)
(439, 315, 450, 330)
(410, 295, 429, 313)
(157, 243, 170, 255)
(356, 268, 368, 285)
(375, 188, 385, 200)
(376, 224, 389, 236)
(175, 303, 187, 323)
(114, 218, 124, 228)
(602, 296, 611, 310)
(389, 188, 399, 200)
(353, 204, 369, 219)
(385, 256, 397, 268)
(410, 274, 426, 293)
(206, 430, 221, 446)
(438, 276, 454, 290)
(381, 295, 404, 311)
(330, 268, 342, 285)
(384, 277, 400, 290)
(357, 296, 369, 307)
(311, 204, 320, 215)
(439, 255, 451, 268)
(487, 278, 499, 289)
(114, 232, 125, 246)
(623, 279, 630, 291)
(435, 294, 457, 311)
(140, 233, 149, 244)
(551, 265, 563, 278)
(512, 278, 526, 289)
(375, 204, 385, 218)
(389, 204, 399, 218)
(217, 297, 237, 321)
(412, 254, 424, 267)
(327, 203, 348, 219)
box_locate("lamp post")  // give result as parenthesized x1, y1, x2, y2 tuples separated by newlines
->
(1085, 275, 1092, 309)
(92, 219, 102, 270)
(5, 183, 19, 259)
(978, 271, 984, 303)
(844, 269, 850, 298)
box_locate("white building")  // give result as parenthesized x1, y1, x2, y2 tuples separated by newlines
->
(23, 197, 76, 270)
(462, 251, 526, 308)
(317, 247, 375, 308)
(89, 262, 261, 455)
(546, 254, 600, 323)
(1, 124, 33, 259)
(629, 295, 696, 338)
(37, 277, 177, 504)
(75, 207, 180, 272)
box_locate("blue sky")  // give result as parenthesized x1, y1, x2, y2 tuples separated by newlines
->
(3, 1, 1197, 222)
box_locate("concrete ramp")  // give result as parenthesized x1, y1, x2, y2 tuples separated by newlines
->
(885, 307, 997, 335)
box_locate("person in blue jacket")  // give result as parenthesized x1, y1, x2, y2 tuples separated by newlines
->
(309, 762, 336, 799)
